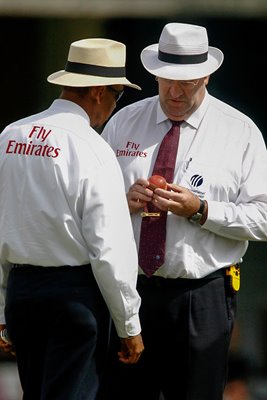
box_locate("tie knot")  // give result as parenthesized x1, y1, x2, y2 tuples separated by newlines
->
(171, 120, 183, 127)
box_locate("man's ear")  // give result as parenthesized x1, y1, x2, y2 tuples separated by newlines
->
(204, 76, 210, 85)
(90, 86, 105, 104)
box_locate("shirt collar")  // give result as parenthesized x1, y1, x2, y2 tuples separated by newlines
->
(186, 90, 210, 129)
(156, 100, 168, 125)
(49, 99, 90, 124)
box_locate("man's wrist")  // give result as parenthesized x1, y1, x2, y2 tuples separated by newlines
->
(188, 199, 207, 224)
(199, 200, 208, 225)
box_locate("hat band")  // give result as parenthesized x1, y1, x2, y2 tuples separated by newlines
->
(65, 61, 126, 77)
(158, 50, 208, 64)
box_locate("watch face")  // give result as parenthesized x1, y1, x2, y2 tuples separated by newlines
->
(189, 212, 202, 222)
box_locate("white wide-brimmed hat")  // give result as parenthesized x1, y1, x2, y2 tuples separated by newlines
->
(48, 38, 141, 90)
(141, 23, 224, 80)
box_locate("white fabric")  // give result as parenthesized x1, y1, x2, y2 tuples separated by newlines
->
(102, 92, 267, 279)
(0, 99, 141, 337)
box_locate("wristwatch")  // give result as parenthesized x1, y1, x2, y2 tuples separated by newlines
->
(189, 199, 206, 223)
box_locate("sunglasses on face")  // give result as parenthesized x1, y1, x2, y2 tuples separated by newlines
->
(107, 86, 124, 102)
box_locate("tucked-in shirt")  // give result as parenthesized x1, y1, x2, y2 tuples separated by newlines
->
(0, 99, 141, 337)
(102, 91, 267, 279)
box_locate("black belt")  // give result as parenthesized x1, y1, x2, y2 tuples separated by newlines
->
(137, 267, 231, 289)
(12, 264, 93, 279)
(12, 263, 91, 270)
(10, 263, 98, 291)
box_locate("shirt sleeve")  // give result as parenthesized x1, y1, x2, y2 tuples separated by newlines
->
(203, 127, 267, 241)
(81, 153, 141, 338)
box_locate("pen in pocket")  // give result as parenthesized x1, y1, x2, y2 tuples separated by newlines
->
(186, 157, 192, 170)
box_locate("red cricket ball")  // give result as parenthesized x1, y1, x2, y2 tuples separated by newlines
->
(148, 175, 167, 191)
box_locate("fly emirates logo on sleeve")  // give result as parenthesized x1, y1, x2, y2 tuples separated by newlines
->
(116, 141, 147, 158)
(5, 125, 61, 158)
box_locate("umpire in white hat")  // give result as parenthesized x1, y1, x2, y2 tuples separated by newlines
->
(102, 22, 267, 400)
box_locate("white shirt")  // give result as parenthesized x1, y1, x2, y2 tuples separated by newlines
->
(0, 99, 141, 337)
(102, 92, 267, 279)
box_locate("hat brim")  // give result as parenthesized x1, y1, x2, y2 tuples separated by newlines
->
(47, 70, 141, 90)
(141, 44, 224, 80)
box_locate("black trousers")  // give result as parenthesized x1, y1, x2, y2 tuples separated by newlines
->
(104, 272, 237, 400)
(5, 265, 110, 400)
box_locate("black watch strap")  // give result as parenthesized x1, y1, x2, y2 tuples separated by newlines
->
(197, 199, 205, 214)
(189, 199, 205, 222)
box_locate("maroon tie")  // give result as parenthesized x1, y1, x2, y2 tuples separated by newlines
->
(138, 121, 181, 277)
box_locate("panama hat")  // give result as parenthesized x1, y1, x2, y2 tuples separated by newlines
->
(141, 23, 224, 80)
(47, 38, 141, 90)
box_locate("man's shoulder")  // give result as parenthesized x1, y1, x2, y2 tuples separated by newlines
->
(115, 95, 158, 119)
(209, 94, 254, 124)
(3, 109, 49, 131)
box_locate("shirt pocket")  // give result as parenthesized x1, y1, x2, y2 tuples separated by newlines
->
(177, 160, 240, 202)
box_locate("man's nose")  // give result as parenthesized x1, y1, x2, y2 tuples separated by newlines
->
(169, 81, 184, 97)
